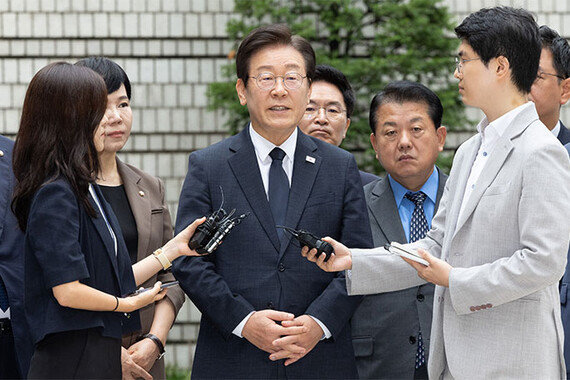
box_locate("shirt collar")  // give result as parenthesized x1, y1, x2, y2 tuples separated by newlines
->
(551, 120, 561, 137)
(388, 166, 439, 207)
(477, 102, 533, 146)
(249, 123, 297, 164)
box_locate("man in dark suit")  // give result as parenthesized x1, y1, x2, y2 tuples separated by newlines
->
(0, 135, 33, 378)
(530, 26, 570, 377)
(173, 24, 372, 379)
(351, 81, 447, 379)
(298, 65, 378, 185)
(529, 25, 570, 144)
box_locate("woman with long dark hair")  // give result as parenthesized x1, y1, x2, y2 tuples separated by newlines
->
(12, 62, 202, 378)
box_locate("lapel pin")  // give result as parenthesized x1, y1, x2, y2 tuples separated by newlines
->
(0, 150, 3, 157)
(305, 155, 315, 164)
(138, 190, 145, 197)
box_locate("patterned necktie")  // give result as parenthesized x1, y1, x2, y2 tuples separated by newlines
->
(268, 148, 289, 240)
(0, 276, 9, 312)
(405, 191, 428, 369)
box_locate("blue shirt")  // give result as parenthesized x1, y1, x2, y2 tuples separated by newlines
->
(388, 167, 439, 243)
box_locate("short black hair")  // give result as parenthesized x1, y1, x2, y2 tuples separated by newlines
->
(539, 25, 570, 80)
(455, 6, 540, 94)
(236, 24, 315, 87)
(313, 65, 355, 118)
(369, 81, 443, 134)
(75, 56, 132, 99)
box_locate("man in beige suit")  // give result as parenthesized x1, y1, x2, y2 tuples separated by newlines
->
(304, 7, 570, 379)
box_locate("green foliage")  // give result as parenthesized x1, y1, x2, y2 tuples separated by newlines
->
(166, 364, 191, 380)
(207, 0, 468, 174)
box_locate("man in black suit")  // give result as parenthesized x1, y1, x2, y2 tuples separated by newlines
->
(530, 25, 570, 144)
(350, 81, 447, 379)
(298, 65, 378, 185)
(173, 24, 372, 379)
(0, 135, 33, 378)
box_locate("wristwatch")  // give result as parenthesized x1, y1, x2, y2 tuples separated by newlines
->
(142, 333, 166, 360)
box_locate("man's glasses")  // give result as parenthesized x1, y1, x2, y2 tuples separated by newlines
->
(303, 105, 347, 121)
(455, 56, 481, 74)
(535, 69, 565, 82)
(248, 72, 307, 90)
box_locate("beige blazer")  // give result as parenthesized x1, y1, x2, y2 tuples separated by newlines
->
(348, 104, 570, 379)
(117, 158, 185, 379)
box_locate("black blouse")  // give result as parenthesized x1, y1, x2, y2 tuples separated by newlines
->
(99, 185, 139, 265)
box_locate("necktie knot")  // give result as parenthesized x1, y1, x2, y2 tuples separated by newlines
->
(405, 191, 427, 206)
(270, 147, 286, 162)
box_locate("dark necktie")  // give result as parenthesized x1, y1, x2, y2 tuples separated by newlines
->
(268, 148, 289, 241)
(0, 276, 9, 312)
(405, 191, 429, 369)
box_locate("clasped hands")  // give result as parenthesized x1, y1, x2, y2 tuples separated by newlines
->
(301, 237, 452, 287)
(242, 310, 324, 366)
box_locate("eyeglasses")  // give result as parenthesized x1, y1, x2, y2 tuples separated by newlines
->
(248, 72, 307, 90)
(455, 56, 481, 74)
(303, 105, 347, 121)
(535, 69, 565, 82)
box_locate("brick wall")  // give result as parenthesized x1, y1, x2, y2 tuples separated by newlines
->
(1, 0, 568, 370)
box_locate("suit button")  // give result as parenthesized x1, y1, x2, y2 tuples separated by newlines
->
(486, 303, 492, 308)
(417, 294, 425, 302)
(267, 302, 274, 309)
(475, 306, 481, 311)
(470, 306, 476, 312)
(278, 263, 285, 272)
(409, 336, 416, 344)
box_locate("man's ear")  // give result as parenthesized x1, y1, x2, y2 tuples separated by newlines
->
(436, 126, 447, 152)
(495, 56, 510, 80)
(560, 77, 570, 106)
(343, 118, 351, 139)
(370, 133, 379, 160)
(236, 79, 247, 106)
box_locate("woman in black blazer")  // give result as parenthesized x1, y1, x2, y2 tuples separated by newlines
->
(12, 62, 203, 379)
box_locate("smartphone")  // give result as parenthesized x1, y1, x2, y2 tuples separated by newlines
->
(384, 242, 429, 266)
(129, 281, 179, 296)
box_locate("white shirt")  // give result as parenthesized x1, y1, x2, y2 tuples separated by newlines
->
(232, 125, 331, 340)
(551, 120, 561, 138)
(88, 184, 117, 256)
(249, 124, 296, 196)
(458, 102, 532, 220)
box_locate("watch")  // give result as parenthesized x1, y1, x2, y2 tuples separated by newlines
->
(142, 333, 165, 360)
(153, 248, 172, 270)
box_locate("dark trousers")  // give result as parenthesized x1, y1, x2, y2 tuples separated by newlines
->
(0, 319, 21, 379)
(27, 328, 121, 379)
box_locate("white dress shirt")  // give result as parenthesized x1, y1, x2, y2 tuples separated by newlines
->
(551, 120, 561, 138)
(88, 184, 117, 256)
(458, 102, 532, 221)
(232, 124, 331, 340)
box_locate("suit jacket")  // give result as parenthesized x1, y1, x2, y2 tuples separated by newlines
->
(173, 127, 373, 379)
(558, 120, 570, 145)
(348, 104, 570, 379)
(0, 136, 33, 377)
(359, 170, 379, 186)
(25, 179, 139, 345)
(116, 159, 184, 380)
(351, 168, 447, 379)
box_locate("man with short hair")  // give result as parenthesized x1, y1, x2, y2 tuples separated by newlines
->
(173, 24, 372, 378)
(304, 7, 570, 378)
(298, 65, 378, 185)
(351, 81, 447, 379)
(529, 25, 570, 144)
